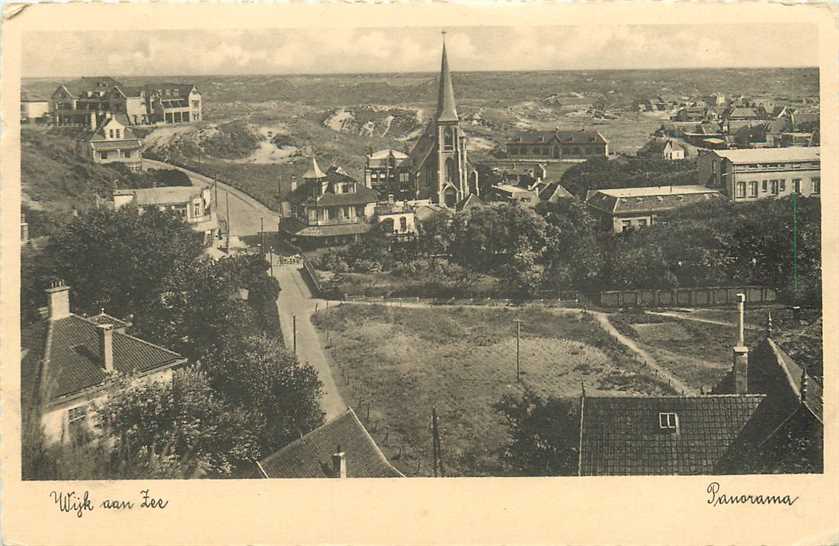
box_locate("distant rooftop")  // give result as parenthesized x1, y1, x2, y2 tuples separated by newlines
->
(712, 146, 820, 164)
(595, 185, 716, 198)
(114, 186, 203, 206)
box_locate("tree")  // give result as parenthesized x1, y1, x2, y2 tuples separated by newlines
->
(201, 335, 324, 454)
(560, 157, 697, 198)
(495, 392, 579, 476)
(47, 206, 202, 318)
(537, 200, 604, 292)
(416, 210, 455, 258)
(96, 367, 262, 478)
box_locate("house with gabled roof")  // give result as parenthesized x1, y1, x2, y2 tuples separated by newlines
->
(577, 300, 823, 475)
(21, 282, 188, 445)
(113, 185, 219, 246)
(256, 408, 404, 478)
(637, 138, 686, 160)
(76, 113, 144, 172)
(505, 129, 608, 160)
(281, 156, 379, 248)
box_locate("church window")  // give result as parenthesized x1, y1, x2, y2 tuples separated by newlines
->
(444, 127, 454, 149)
(446, 158, 456, 182)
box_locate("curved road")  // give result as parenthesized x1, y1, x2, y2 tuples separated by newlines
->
(143, 158, 280, 237)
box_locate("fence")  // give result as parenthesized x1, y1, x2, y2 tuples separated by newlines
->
(597, 285, 776, 308)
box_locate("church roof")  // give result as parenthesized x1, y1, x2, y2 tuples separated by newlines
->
(435, 41, 459, 123)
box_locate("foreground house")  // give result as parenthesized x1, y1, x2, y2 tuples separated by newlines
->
(256, 408, 404, 478)
(407, 41, 479, 207)
(505, 129, 609, 160)
(586, 185, 723, 233)
(113, 186, 219, 245)
(77, 114, 144, 172)
(21, 282, 187, 445)
(697, 147, 821, 202)
(578, 302, 822, 475)
(282, 157, 378, 248)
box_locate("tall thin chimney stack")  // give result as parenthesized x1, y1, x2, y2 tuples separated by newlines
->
(332, 445, 347, 478)
(97, 323, 114, 372)
(46, 281, 70, 321)
(733, 293, 749, 394)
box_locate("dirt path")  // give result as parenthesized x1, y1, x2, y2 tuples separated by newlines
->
(589, 311, 698, 395)
(645, 310, 761, 330)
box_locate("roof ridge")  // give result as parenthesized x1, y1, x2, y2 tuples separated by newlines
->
(259, 409, 355, 466)
(583, 393, 768, 399)
(346, 407, 405, 477)
(72, 313, 184, 360)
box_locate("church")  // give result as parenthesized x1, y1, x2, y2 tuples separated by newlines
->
(408, 37, 479, 208)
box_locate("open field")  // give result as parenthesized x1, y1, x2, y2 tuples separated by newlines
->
(311, 304, 674, 476)
(608, 311, 761, 391)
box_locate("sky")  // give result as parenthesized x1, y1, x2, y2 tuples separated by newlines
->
(23, 24, 818, 78)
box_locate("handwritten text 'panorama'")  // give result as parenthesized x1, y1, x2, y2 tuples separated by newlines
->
(706, 482, 799, 507)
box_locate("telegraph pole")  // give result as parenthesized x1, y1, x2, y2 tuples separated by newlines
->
(292, 315, 297, 355)
(431, 407, 445, 477)
(260, 217, 265, 257)
(513, 318, 522, 382)
(225, 190, 231, 253)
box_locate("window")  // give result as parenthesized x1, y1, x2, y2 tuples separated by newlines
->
(193, 202, 201, 217)
(621, 220, 633, 232)
(109, 129, 114, 139)
(192, 100, 200, 109)
(749, 181, 758, 197)
(779, 180, 786, 193)
(761, 180, 768, 192)
(400, 217, 408, 232)
(638, 219, 648, 227)
(658, 412, 679, 430)
(793, 178, 801, 193)
(100, 151, 109, 160)
(736, 181, 746, 199)
(68, 405, 87, 423)
(770, 180, 779, 195)
(812, 177, 821, 194)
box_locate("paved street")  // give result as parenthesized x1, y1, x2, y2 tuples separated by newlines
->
(273, 261, 347, 420)
(143, 158, 280, 237)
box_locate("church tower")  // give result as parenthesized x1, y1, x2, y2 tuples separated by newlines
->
(410, 33, 476, 208)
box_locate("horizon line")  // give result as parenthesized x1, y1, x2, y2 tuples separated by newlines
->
(22, 64, 819, 81)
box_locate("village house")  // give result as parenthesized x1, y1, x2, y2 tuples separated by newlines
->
(407, 40, 480, 207)
(374, 199, 419, 240)
(21, 282, 187, 445)
(489, 184, 541, 207)
(281, 157, 379, 248)
(697, 147, 821, 202)
(505, 129, 609, 160)
(586, 185, 723, 233)
(720, 106, 768, 132)
(112, 185, 219, 245)
(256, 408, 404, 478)
(76, 113, 144, 172)
(577, 301, 822, 475)
(637, 138, 686, 160)
(671, 105, 712, 123)
(363, 149, 413, 198)
(50, 77, 202, 126)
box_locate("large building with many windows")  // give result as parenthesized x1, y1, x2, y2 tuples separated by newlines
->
(505, 129, 609, 160)
(697, 147, 820, 202)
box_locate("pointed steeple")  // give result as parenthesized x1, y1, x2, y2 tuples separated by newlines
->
(435, 32, 459, 123)
(303, 155, 326, 180)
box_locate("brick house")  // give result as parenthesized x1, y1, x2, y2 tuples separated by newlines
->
(697, 147, 821, 202)
(21, 282, 187, 445)
(505, 129, 609, 160)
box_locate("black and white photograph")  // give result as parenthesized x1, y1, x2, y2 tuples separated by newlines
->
(16, 19, 825, 484)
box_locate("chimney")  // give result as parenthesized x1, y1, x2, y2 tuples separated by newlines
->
(332, 445, 347, 478)
(97, 323, 114, 372)
(46, 281, 70, 321)
(733, 293, 749, 394)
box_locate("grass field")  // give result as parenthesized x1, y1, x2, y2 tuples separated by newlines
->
(609, 311, 760, 391)
(311, 304, 673, 477)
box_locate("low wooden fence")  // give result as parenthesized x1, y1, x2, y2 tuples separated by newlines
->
(597, 285, 776, 308)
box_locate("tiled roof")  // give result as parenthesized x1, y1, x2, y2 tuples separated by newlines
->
(258, 408, 404, 478)
(538, 182, 574, 203)
(160, 99, 190, 109)
(579, 394, 769, 476)
(712, 147, 820, 164)
(457, 193, 485, 210)
(39, 315, 185, 405)
(288, 166, 378, 207)
(89, 140, 144, 152)
(368, 149, 409, 160)
(281, 219, 373, 238)
(407, 124, 437, 174)
(726, 107, 763, 119)
(115, 186, 203, 206)
(86, 313, 130, 330)
(587, 186, 722, 215)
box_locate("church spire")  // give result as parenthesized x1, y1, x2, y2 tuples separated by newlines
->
(436, 31, 459, 123)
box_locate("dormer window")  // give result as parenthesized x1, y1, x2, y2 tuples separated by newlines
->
(658, 412, 679, 432)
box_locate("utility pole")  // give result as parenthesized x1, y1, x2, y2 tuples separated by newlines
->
(792, 191, 799, 293)
(292, 314, 297, 355)
(513, 318, 522, 383)
(225, 190, 231, 253)
(431, 407, 444, 477)
(260, 217, 265, 257)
